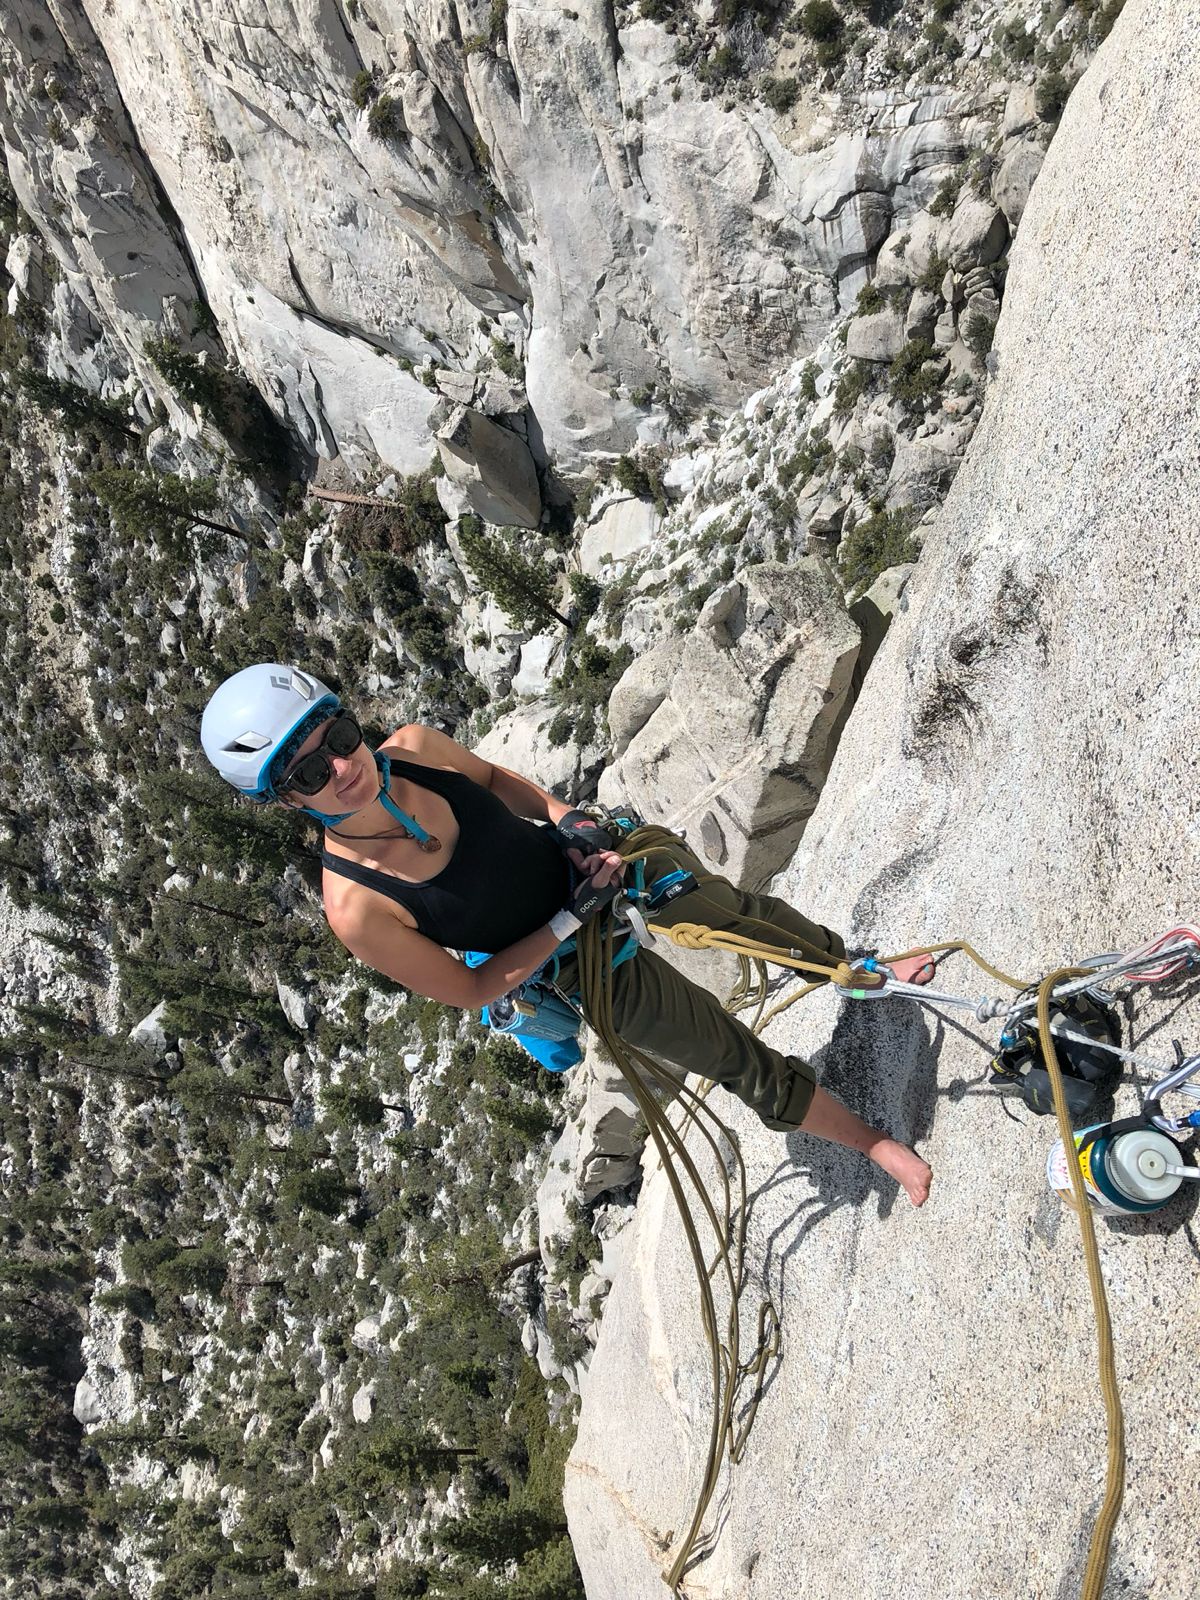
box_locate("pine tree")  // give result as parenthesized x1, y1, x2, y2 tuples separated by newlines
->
(17, 369, 140, 439)
(440, 1498, 566, 1563)
(457, 515, 569, 629)
(407, 1230, 541, 1316)
(88, 465, 243, 554)
(344, 1423, 476, 1494)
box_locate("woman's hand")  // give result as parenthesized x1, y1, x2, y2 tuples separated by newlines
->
(567, 845, 625, 889)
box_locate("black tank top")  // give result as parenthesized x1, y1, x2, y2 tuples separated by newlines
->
(320, 756, 569, 953)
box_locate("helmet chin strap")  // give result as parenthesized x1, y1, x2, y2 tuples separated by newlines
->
(300, 752, 434, 844)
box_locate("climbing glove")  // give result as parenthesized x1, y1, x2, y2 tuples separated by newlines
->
(555, 808, 616, 855)
(548, 873, 622, 941)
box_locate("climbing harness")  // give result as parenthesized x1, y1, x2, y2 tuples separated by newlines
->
(565, 828, 1200, 1600)
(472, 927, 640, 1074)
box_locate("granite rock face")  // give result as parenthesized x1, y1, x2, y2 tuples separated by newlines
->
(600, 559, 861, 889)
(566, 5, 1200, 1596)
(0, 0, 1003, 468)
(436, 404, 542, 528)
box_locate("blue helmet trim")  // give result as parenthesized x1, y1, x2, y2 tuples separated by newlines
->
(250, 693, 341, 801)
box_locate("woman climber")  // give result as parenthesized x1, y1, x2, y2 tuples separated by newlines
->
(200, 664, 933, 1206)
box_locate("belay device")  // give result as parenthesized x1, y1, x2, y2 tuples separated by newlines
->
(989, 992, 1123, 1118)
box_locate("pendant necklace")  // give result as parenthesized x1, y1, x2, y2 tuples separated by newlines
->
(327, 753, 442, 854)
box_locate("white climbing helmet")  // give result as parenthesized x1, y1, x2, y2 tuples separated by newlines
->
(200, 664, 340, 798)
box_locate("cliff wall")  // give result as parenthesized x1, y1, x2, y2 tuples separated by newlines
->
(565, 3, 1200, 1594)
(0, 0, 1016, 468)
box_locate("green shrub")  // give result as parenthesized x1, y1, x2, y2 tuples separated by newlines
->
(832, 360, 871, 418)
(368, 94, 407, 141)
(337, 471, 445, 557)
(697, 44, 738, 84)
(798, 0, 844, 43)
(490, 336, 525, 382)
(612, 454, 666, 512)
(761, 76, 799, 114)
(867, 431, 895, 472)
(961, 308, 997, 359)
(1036, 70, 1073, 122)
(927, 173, 961, 217)
(923, 19, 959, 57)
(350, 70, 375, 110)
(917, 250, 949, 294)
(995, 19, 1035, 61)
(888, 339, 941, 412)
(779, 431, 833, 488)
(856, 282, 885, 315)
(838, 507, 919, 594)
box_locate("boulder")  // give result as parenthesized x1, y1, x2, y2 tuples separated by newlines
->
(534, 1322, 564, 1382)
(960, 264, 996, 299)
(579, 497, 662, 574)
(351, 1383, 376, 1424)
(1003, 81, 1040, 137)
(946, 193, 1009, 271)
(964, 287, 1000, 322)
(434, 369, 477, 405)
(4, 233, 45, 305)
(351, 1315, 383, 1353)
(845, 306, 907, 362)
(885, 429, 967, 510)
(73, 1376, 105, 1427)
(129, 999, 170, 1053)
(436, 406, 542, 530)
(599, 561, 861, 888)
(574, 1054, 646, 1204)
(848, 562, 915, 684)
(275, 978, 314, 1031)
(536, 1050, 647, 1258)
(606, 639, 685, 757)
(537, 1118, 581, 1265)
(932, 307, 958, 351)
(904, 288, 941, 343)
(994, 140, 1046, 229)
(510, 633, 562, 698)
(874, 211, 948, 290)
(807, 494, 848, 540)
(474, 701, 589, 796)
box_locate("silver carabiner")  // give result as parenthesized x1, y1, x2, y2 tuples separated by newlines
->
(616, 899, 656, 949)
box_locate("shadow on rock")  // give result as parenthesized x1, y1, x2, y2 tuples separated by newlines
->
(749, 994, 940, 1312)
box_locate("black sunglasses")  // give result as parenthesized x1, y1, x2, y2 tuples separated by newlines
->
(278, 712, 364, 796)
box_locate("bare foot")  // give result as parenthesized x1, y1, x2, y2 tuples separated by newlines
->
(890, 952, 938, 986)
(870, 1137, 933, 1207)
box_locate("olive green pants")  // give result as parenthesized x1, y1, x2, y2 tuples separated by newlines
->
(565, 835, 846, 1132)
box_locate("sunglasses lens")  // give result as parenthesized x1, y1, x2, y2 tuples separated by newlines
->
(327, 715, 362, 758)
(279, 713, 362, 796)
(287, 753, 331, 795)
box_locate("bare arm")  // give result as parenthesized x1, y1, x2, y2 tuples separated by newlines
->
(331, 897, 563, 1009)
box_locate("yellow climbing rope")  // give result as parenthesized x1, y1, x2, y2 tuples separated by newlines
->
(574, 826, 1125, 1599)
(1035, 971, 1124, 1600)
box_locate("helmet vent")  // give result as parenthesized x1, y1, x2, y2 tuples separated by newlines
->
(226, 731, 272, 753)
